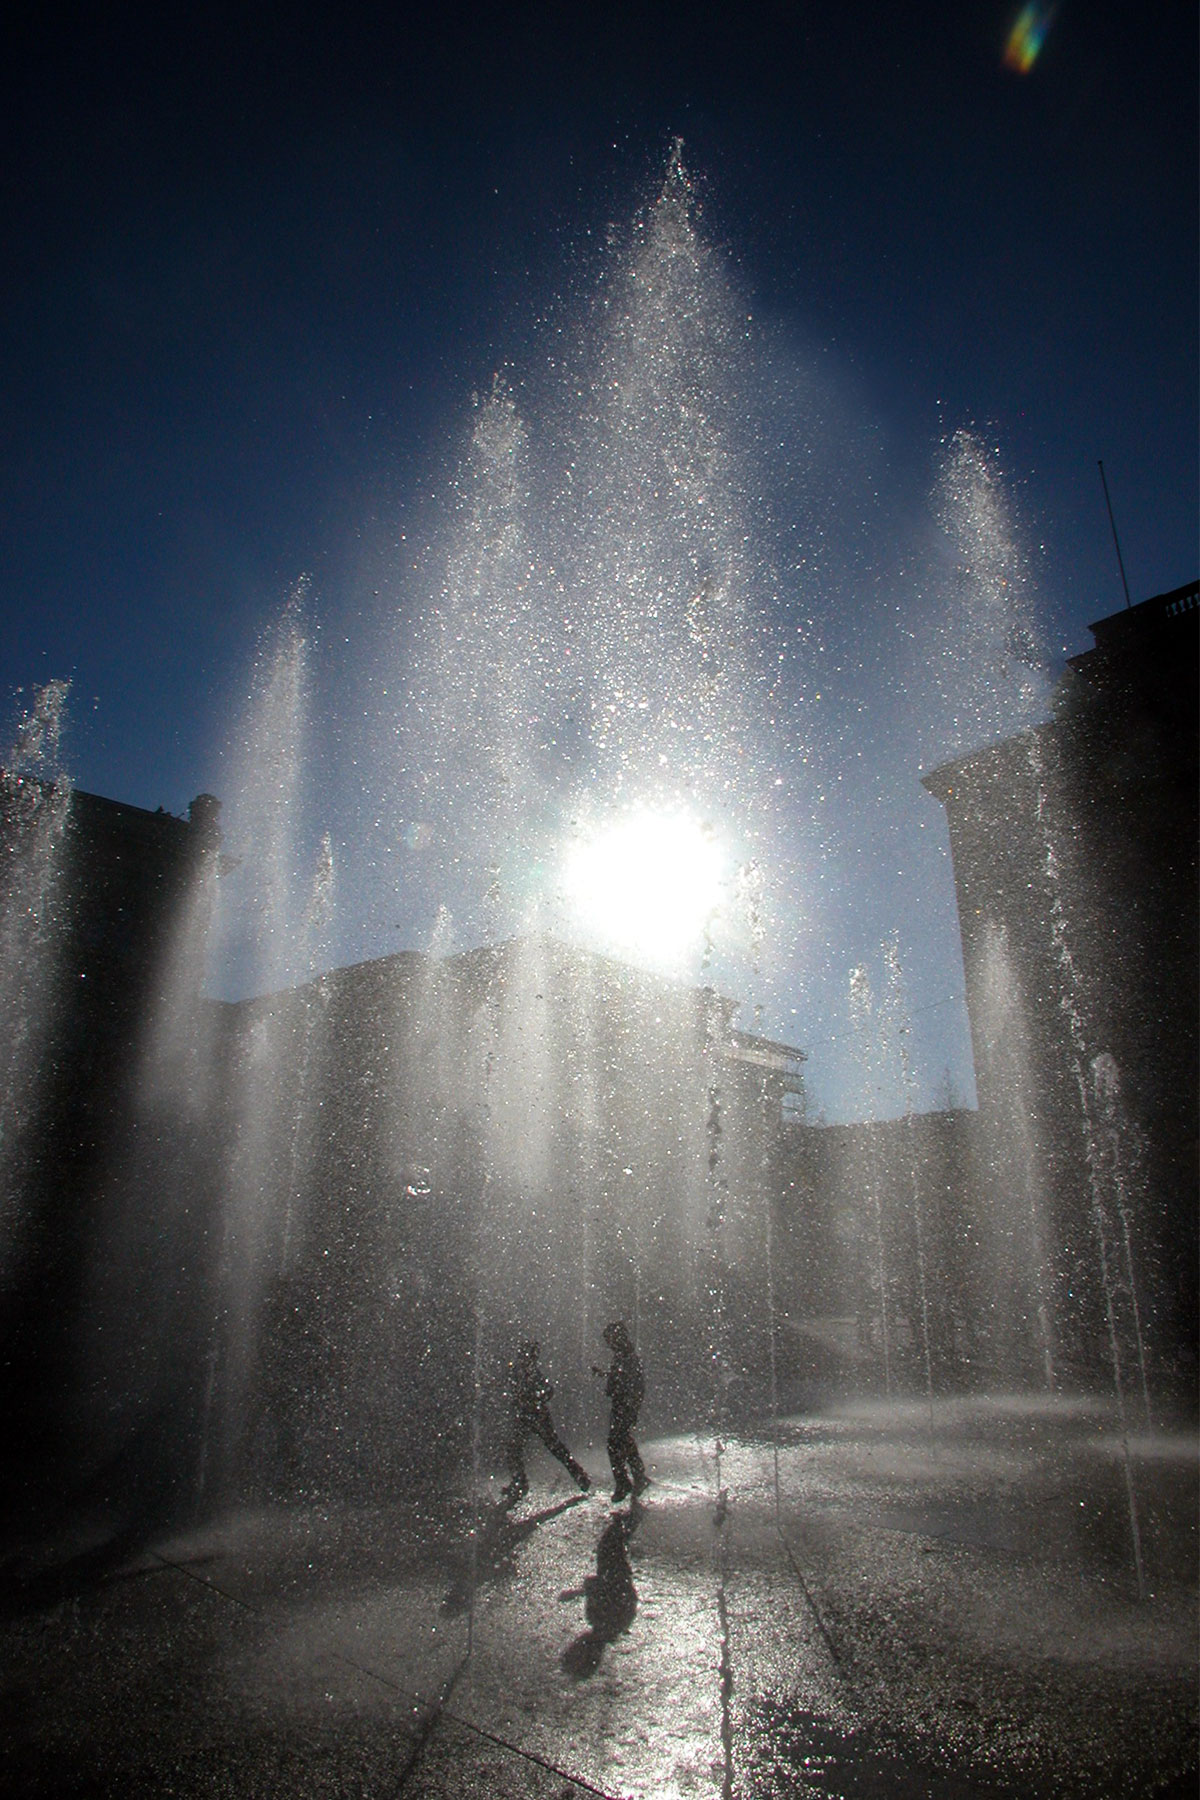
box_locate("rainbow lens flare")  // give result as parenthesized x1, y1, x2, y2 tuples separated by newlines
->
(1004, 4, 1053, 73)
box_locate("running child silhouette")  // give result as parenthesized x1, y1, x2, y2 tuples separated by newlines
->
(502, 1340, 591, 1502)
(594, 1321, 649, 1503)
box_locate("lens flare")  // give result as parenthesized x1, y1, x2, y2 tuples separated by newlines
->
(1004, 4, 1053, 74)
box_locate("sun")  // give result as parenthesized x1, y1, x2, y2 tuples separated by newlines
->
(560, 807, 727, 969)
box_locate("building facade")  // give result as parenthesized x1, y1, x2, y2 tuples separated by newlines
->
(216, 936, 807, 1495)
(0, 777, 223, 1534)
(922, 581, 1198, 1390)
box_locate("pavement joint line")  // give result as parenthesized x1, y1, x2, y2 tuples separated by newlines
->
(146, 1468, 817, 1800)
(151, 1526, 627, 1799)
(707, 1433, 846, 1676)
(431, 1704, 628, 1800)
(394, 1653, 470, 1792)
(149, 1549, 263, 1617)
(773, 1520, 845, 1670)
(149, 1549, 433, 1718)
(701, 1431, 737, 1800)
(713, 1494, 735, 1800)
(421, 1489, 633, 1798)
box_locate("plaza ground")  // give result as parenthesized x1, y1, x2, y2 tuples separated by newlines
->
(1, 1396, 1196, 1797)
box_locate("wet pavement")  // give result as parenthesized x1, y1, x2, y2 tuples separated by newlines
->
(1, 1396, 1196, 1797)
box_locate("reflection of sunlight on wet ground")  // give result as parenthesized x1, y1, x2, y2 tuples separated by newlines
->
(233, 1415, 1192, 1795)
(763, 1393, 1200, 1485)
(811, 1391, 1137, 1429)
(1093, 1430, 1200, 1464)
(3, 1410, 1194, 1798)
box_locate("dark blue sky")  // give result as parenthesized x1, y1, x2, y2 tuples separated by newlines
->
(1, 1, 1195, 1113)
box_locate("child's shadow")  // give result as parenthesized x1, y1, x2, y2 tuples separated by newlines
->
(560, 1506, 640, 1679)
(441, 1493, 584, 1617)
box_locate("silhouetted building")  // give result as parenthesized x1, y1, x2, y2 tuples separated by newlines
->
(215, 936, 807, 1494)
(923, 581, 1199, 1388)
(777, 1107, 985, 1398)
(1, 773, 811, 1529)
(0, 778, 224, 1531)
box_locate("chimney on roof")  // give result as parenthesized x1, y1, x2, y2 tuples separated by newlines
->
(186, 793, 222, 853)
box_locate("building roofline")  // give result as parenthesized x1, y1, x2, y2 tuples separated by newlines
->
(1, 771, 200, 841)
(1086, 577, 1198, 644)
(228, 930, 807, 1064)
(920, 721, 1054, 801)
(730, 1027, 807, 1065)
(922, 577, 1199, 802)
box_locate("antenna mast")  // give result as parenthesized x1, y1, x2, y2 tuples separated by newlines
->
(1097, 460, 1133, 609)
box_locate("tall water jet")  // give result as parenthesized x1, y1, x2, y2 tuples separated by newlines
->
(372, 146, 788, 1453)
(405, 379, 541, 940)
(881, 932, 937, 1427)
(0, 677, 227, 1539)
(971, 918, 1058, 1386)
(1033, 726, 1149, 1593)
(0, 680, 73, 1272)
(919, 426, 1066, 1390)
(919, 448, 1198, 1596)
(1089, 1050, 1153, 1426)
(278, 831, 337, 1270)
(848, 961, 893, 1392)
(202, 603, 317, 1495)
(928, 429, 1047, 761)
(569, 141, 760, 814)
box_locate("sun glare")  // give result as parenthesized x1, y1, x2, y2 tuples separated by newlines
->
(561, 808, 727, 968)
